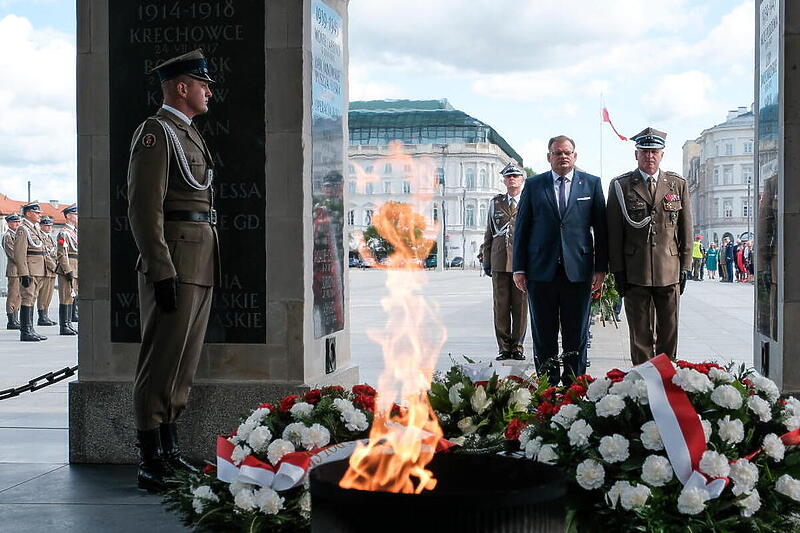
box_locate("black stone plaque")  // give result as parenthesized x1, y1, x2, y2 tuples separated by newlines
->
(109, 0, 266, 343)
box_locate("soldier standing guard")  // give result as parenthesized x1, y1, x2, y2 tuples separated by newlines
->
(482, 163, 528, 361)
(607, 128, 693, 364)
(13, 202, 48, 342)
(56, 205, 79, 335)
(3, 214, 22, 329)
(127, 49, 218, 491)
(36, 216, 58, 327)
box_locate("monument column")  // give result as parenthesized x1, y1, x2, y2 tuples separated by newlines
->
(70, 0, 356, 463)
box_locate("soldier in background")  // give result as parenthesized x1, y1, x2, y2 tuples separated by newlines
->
(3, 214, 22, 330)
(36, 216, 58, 327)
(607, 128, 693, 364)
(13, 202, 48, 342)
(482, 162, 527, 360)
(56, 205, 78, 335)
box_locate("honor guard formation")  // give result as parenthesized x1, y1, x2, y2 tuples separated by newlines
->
(3, 203, 79, 341)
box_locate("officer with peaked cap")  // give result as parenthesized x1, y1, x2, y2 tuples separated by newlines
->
(13, 202, 48, 341)
(606, 127, 693, 364)
(127, 48, 218, 491)
(36, 216, 58, 327)
(482, 162, 528, 360)
(3, 214, 22, 329)
(56, 205, 78, 335)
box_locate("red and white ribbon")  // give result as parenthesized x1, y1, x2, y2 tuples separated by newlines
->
(632, 354, 727, 498)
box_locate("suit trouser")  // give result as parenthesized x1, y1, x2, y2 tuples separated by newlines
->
(726, 260, 734, 281)
(491, 272, 528, 353)
(37, 276, 55, 311)
(19, 276, 44, 306)
(58, 275, 77, 304)
(6, 277, 20, 312)
(527, 265, 591, 385)
(134, 274, 213, 431)
(625, 283, 680, 365)
(719, 260, 727, 281)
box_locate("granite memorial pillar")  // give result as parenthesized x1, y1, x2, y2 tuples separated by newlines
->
(70, 0, 356, 463)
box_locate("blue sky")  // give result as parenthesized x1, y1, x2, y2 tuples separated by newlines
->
(0, 1, 754, 204)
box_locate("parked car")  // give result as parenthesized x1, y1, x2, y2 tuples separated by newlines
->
(449, 256, 464, 268)
(424, 255, 437, 269)
(348, 256, 363, 268)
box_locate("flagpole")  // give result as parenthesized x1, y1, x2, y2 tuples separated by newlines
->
(600, 93, 604, 180)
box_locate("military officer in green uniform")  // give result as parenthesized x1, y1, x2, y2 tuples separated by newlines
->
(482, 162, 528, 360)
(13, 202, 48, 342)
(3, 214, 22, 330)
(607, 128, 693, 364)
(127, 49, 218, 491)
(56, 205, 79, 335)
(36, 216, 58, 327)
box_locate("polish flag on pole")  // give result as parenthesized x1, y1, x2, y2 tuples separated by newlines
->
(601, 107, 628, 141)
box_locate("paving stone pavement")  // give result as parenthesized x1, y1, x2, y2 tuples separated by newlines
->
(0, 272, 755, 531)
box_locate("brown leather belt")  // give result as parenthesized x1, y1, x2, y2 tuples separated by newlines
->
(26, 250, 45, 256)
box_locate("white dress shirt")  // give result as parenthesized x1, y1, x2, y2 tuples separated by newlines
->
(508, 193, 521, 207)
(161, 104, 192, 125)
(551, 169, 574, 205)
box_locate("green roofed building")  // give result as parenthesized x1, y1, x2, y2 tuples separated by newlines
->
(347, 99, 523, 269)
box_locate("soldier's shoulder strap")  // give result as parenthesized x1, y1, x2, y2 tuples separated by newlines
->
(612, 170, 636, 183)
(663, 170, 686, 182)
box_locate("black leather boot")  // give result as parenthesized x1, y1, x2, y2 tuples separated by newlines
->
(160, 423, 200, 474)
(71, 301, 78, 323)
(67, 303, 77, 333)
(27, 307, 46, 340)
(59, 304, 76, 336)
(19, 306, 40, 342)
(37, 308, 56, 326)
(137, 428, 168, 492)
(6, 312, 20, 330)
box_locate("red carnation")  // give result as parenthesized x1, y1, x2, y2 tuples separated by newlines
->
(321, 385, 345, 395)
(353, 394, 375, 413)
(352, 384, 377, 396)
(304, 389, 322, 404)
(279, 394, 298, 412)
(567, 383, 588, 401)
(541, 386, 558, 401)
(258, 402, 275, 410)
(506, 375, 525, 384)
(606, 369, 626, 383)
(202, 464, 216, 475)
(504, 418, 529, 441)
(536, 402, 555, 417)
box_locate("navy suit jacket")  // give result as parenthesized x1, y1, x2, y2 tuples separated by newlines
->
(512, 170, 608, 282)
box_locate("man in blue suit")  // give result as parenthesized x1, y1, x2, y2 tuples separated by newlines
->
(512, 136, 608, 385)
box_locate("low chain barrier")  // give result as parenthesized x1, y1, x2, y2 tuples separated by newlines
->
(0, 365, 78, 401)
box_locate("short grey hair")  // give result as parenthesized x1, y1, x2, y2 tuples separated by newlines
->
(548, 135, 576, 151)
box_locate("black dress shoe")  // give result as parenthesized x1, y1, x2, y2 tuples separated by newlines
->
(160, 423, 200, 474)
(495, 351, 512, 361)
(511, 351, 525, 361)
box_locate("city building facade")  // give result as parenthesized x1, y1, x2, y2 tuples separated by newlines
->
(347, 99, 523, 268)
(682, 106, 755, 246)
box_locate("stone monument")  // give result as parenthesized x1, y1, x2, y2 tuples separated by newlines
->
(70, 0, 356, 463)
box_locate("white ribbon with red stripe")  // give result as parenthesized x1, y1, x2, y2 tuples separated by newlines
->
(631, 354, 727, 498)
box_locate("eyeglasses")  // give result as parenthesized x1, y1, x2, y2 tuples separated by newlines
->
(549, 150, 574, 157)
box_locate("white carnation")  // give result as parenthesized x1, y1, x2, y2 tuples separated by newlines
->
(191, 485, 219, 514)
(784, 396, 800, 415)
(536, 443, 558, 465)
(640, 421, 664, 451)
(708, 367, 734, 383)
(255, 487, 284, 515)
(750, 374, 780, 403)
(524, 436, 543, 459)
(552, 404, 581, 428)
(234, 487, 257, 511)
(575, 459, 605, 490)
(333, 398, 356, 414)
(677, 485, 710, 515)
(342, 408, 369, 432)
(641, 455, 673, 487)
(567, 419, 593, 447)
(699, 450, 731, 478)
(620, 483, 651, 510)
(701, 419, 713, 442)
(228, 480, 252, 497)
(609, 380, 632, 399)
(282, 422, 306, 446)
(457, 416, 478, 435)
(630, 379, 649, 405)
(231, 444, 251, 466)
(246, 426, 273, 453)
(717, 415, 745, 444)
(596, 394, 626, 418)
(245, 407, 271, 425)
(747, 395, 772, 422)
(736, 489, 761, 517)
(290, 401, 314, 419)
(266, 438, 295, 465)
(672, 368, 714, 393)
(509, 388, 532, 412)
(783, 414, 800, 432)
(762, 433, 785, 461)
(518, 426, 535, 447)
(598, 434, 630, 463)
(299, 491, 312, 514)
(606, 480, 630, 509)
(470, 385, 493, 414)
(448, 436, 466, 446)
(448, 383, 465, 407)
(300, 423, 331, 450)
(729, 459, 759, 496)
(586, 378, 611, 402)
(776, 474, 800, 502)
(236, 420, 258, 442)
(710, 384, 744, 410)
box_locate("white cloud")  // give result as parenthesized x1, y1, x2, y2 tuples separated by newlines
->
(0, 14, 75, 203)
(349, 64, 406, 101)
(640, 70, 714, 123)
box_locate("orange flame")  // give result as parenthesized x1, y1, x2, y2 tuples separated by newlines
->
(340, 142, 447, 493)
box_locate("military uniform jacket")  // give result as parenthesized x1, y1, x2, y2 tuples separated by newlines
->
(3, 228, 18, 277)
(42, 232, 58, 277)
(607, 169, 693, 286)
(56, 224, 78, 278)
(127, 107, 218, 287)
(482, 194, 518, 272)
(13, 219, 46, 277)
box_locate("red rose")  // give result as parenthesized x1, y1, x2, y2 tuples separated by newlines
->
(279, 394, 298, 412)
(504, 418, 529, 441)
(352, 384, 377, 396)
(606, 369, 626, 383)
(202, 464, 216, 475)
(541, 386, 558, 401)
(353, 394, 376, 413)
(304, 389, 322, 404)
(258, 402, 275, 410)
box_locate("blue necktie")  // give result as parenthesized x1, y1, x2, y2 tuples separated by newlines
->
(558, 176, 567, 218)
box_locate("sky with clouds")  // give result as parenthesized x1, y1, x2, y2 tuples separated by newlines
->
(0, 0, 754, 204)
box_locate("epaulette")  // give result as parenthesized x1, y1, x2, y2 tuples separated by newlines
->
(664, 171, 685, 181)
(492, 193, 505, 200)
(612, 171, 635, 182)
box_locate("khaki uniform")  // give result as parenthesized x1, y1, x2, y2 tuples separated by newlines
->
(607, 169, 693, 364)
(56, 224, 79, 304)
(3, 228, 21, 313)
(13, 219, 47, 306)
(128, 107, 218, 431)
(482, 194, 527, 355)
(37, 232, 58, 311)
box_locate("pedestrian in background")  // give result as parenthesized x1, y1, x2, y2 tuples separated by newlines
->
(718, 237, 729, 281)
(691, 235, 703, 280)
(705, 242, 718, 280)
(724, 237, 735, 282)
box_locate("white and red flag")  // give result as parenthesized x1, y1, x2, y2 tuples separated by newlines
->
(601, 107, 628, 141)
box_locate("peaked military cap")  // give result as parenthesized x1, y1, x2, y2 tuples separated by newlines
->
(632, 127, 667, 150)
(21, 202, 41, 213)
(62, 204, 78, 215)
(5, 214, 20, 222)
(500, 162, 524, 177)
(151, 49, 215, 83)
(40, 216, 53, 225)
